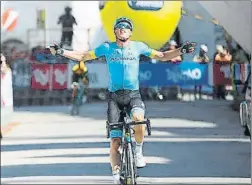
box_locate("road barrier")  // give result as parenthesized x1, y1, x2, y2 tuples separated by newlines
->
(10, 59, 250, 106)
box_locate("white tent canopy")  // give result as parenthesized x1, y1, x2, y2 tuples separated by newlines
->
(199, 1, 251, 53)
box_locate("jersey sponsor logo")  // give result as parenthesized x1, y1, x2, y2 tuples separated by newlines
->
(110, 56, 137, 62)
(109, 49, 137, 62)
(128, 1, 163, 11)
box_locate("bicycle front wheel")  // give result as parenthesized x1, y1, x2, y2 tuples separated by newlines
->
(126, 143, 137, 185)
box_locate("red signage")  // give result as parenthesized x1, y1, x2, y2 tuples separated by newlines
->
(31, 63, 68, 90)
(52, 64, 68, 90)
(31, 64, 51, 89)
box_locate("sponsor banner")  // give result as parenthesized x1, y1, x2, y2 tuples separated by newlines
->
(31, 64, 51, 89)
(52, 64, 68, 90)
(32, 62, 211, 89)
(67, 62, 109, 89)
(139, 62, 209, 86)
(31, 63, 69, 90)
(127, 1, 164, 11)
(86, 63, 109, 88)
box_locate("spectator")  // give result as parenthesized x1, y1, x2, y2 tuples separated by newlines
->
(214, 45, 232, 100)
(58, 6, 77, 48)
(215, 45, 232, 63)
(1, 53, 9, 74)
(193, 44, 209, 64)
(193, 44, 209, 99)
(162, 40, 182, 100)
(233, 44, 250, 64)
(167, 40, 182, 63)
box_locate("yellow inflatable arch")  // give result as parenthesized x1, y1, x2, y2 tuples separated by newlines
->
(100, 1, 182, 50)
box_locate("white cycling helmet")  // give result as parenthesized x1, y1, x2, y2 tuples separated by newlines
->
(114, 17, 133, 31)
(169, 40, 177, 46)
(200, 44, 208, 53)
(216, 45, 224, 53)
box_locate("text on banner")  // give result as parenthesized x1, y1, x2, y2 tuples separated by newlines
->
(139, 62, 209, 86)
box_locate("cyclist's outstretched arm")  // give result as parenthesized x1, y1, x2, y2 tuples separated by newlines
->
(154, 48, 182, 61)
(140, 42, 196, 62)
(63, 50, 96, 61)
(48, 42, 109, 62)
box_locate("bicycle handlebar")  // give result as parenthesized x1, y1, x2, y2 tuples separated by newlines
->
(108, 118, 152, 136)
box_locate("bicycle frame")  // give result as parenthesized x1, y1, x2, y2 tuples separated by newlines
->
(106, 110, 151, 185)
(120, 118, 136, 185)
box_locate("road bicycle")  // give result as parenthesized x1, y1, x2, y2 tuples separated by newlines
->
(239, 87, 251, 139)
(106, 108, 151, 185)
(70, 83, 86, 115)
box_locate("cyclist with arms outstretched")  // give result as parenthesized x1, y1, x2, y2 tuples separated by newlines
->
(49, 17, 196, 184)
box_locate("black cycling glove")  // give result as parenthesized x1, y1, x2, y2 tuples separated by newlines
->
(47, 43, 64, 56)
(180, 42, 197, 54)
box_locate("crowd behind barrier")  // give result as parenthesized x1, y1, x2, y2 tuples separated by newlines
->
(8, 57, 250, 106)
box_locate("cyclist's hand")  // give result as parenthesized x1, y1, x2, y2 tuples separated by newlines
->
(154, 50, 164, 58)
(47, 43, 64, 56)
(180, 41, 197, 54)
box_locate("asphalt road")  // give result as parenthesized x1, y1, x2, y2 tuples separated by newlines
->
(1, 100, 251, 184)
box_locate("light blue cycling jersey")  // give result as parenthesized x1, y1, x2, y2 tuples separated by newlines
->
(91, 41, 155, 92)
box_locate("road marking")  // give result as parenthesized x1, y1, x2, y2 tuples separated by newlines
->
(2, 137, 249, 146)
(1, 176, 250, 184)
(1, 156, 170, 166)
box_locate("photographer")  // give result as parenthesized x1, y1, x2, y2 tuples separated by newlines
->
(1, 53, 8, 139)
(1, 53, 9, 74)
(57, 6, 77, 48)
(193, 44, 209, 99)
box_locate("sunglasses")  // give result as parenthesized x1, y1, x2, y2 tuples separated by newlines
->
(115, 22, 132, 30)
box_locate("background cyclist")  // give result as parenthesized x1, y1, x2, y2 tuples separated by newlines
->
(71, 60, 89, 106)
(49, 17, 195, 184)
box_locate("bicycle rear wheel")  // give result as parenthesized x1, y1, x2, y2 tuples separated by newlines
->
(70, 97, 79, 115)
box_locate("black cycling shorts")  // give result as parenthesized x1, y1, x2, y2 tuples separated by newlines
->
(107, 90, 145, 137)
